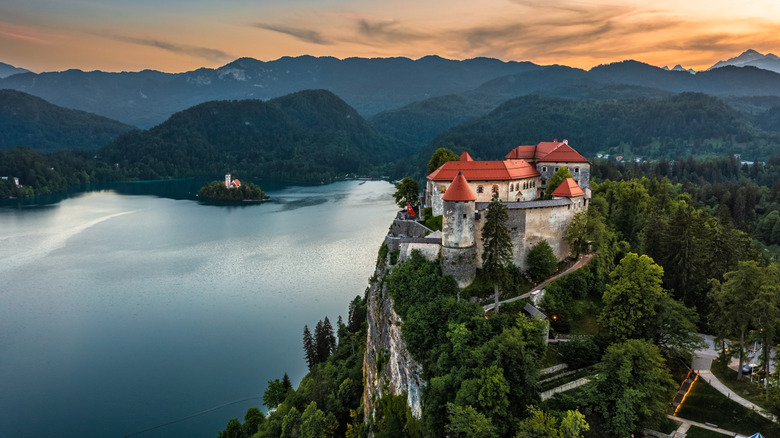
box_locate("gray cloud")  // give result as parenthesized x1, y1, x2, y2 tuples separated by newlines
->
(356, 19, 429, 45)
(252, 23, 329, 45)
(103, 34, 233, 63)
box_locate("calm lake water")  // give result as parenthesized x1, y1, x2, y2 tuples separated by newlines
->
(0, 179, 397, 438)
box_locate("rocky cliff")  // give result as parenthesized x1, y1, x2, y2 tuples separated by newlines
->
(363, 253, 424, 422)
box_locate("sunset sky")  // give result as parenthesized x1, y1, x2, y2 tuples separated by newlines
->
(2, 0, 779, 73)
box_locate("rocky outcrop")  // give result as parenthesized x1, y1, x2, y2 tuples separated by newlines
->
(363, 255, 425, 422)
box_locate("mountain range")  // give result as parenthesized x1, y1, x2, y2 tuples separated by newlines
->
(2, 50, 780, 129)
(0, 62, 30, 79)
(709, 49, 780, 74)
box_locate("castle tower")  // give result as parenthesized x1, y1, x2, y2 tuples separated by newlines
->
(441, 172, 477, 287)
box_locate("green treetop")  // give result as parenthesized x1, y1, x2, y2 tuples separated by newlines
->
(481, 193, 513, 313)
(393, 177, 419, 209)
(427, 148, 460, 174)
(599, 253, 665, 341)
(544, 167, 573, 198)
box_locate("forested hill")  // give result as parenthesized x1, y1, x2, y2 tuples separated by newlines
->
(0, 56, 540, 128)
(0, 89, 134, 152)
(425, 93, 780, 165)
(99, 89, 409, 182)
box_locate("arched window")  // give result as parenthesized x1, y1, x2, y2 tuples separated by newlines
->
(492, 185, 499, 193)
(440, 186, 446, 193)
(509, 184, 514, 191)
(477, 185, 484, 193)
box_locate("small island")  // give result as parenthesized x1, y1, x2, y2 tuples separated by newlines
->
(197, 174, 269, 203)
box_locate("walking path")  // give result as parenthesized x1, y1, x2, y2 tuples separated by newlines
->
(483, 253, 594, 312)
(690, 335, 776, 422)
(666, 415, 736, 436)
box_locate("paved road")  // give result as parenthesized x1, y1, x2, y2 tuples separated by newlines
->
(483, 253, 594, 312)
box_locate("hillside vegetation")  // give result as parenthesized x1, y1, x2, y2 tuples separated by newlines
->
(99, 90, 409, 183)
(0, 89, 133, 152)
(427, 93, 780, 164)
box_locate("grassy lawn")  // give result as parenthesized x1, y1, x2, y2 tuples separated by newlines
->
(710, 359, 773, 411)
(675, 377, 780, 436)
(656, 416, 681, 434)
(685, 425, 731, 438)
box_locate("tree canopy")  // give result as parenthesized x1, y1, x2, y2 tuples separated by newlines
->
(481, 193, 514, 312)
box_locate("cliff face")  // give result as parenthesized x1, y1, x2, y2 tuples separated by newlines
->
(363, 257, 424, 421)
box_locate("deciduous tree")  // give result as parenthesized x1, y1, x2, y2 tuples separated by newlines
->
(393, 177, 419, 209)
(599, 253, 665, 341)
(587, 339, 676, 436)
(427, 148, 460, 174)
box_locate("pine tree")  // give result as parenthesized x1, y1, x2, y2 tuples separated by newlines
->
(323, 316, 336, 357)
(303, 325, 316, 369)
(282, 373, 292, 390)
(481, 193, 513, 313)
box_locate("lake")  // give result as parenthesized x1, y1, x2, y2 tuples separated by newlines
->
(0, 179, 397, 438)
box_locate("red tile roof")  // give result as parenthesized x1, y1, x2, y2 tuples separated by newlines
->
(460, 151, 474, 161)
(442, 172, 476, 201)
(551, 178, 585, 197)
(505, 140, 588, 163)
(428, 159, 540, 181)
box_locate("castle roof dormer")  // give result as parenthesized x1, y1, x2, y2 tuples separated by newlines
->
(442, 172, 476, 202)
(551, 178, 585, 198)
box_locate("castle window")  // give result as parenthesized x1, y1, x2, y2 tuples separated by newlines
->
(440, 186, 446, 193)
(492, 185, 499, 193)
(542, 166, 547, 172)
(555, 167, 559, 172)
(463, 214, 467, 218)
(574, 167, 580, 173)
(509, 183, 514, 191)
(477, 185, 484, 193)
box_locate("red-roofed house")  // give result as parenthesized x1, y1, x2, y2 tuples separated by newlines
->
(505, 139, 590, 192)
(427, 159, 541, 215)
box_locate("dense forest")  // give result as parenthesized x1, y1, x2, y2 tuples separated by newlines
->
(0, 89, 133, 152)
(99, 90, 410, 183)
(423, 93, 780, 173)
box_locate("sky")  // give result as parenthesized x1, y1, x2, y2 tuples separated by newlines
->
(1, 0, 780, 73)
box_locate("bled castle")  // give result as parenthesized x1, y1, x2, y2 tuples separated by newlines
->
(386, 140, 591, 287)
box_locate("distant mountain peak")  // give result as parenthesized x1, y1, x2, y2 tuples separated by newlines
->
(709, 49, 780, 74)
(0, 62, 31, 79)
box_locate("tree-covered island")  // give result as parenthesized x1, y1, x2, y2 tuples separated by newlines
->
(197, 175, 269, 203)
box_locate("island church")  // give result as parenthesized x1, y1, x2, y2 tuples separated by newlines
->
(386, 140, 591, 288)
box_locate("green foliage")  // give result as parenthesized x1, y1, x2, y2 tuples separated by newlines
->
(599, 253, 665, 341)
(429, 93, 780, 164)
(263, 378, 288, 410)
(514, 407, 589, 438)
(101, 90, 410, 183)
(372, 393, 423, 438)
(587, 339, 676, 436)
(544, 167, 574, 198)
(558, 337, 602, 369)
(423, 214, 442, 232)
(445, 403, 496, 438)
(197, 180, 267, 201)
(427, 148, 460, 174)
(0, 147, 120, 198)
(482, 193, 514, 311)
(385, 250, 458, 319)
(712, 261, 780, 381)
(0, 89, 133, 152)
(526, 240, 558, 282)
(393, 177, 420, 209)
